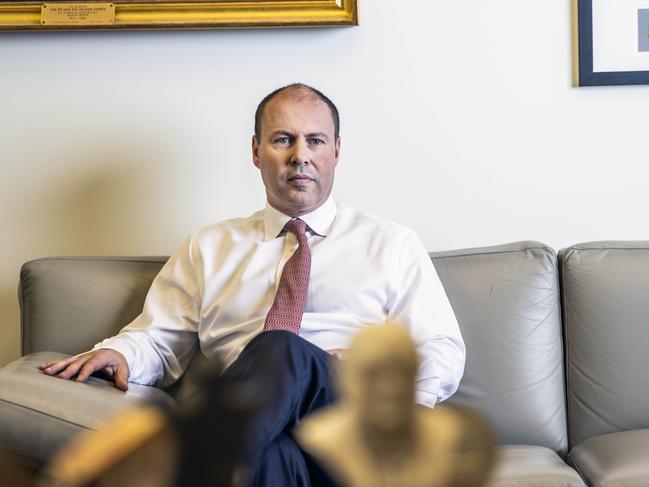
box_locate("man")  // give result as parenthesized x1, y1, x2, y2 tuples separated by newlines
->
(40, 84, 465, 486)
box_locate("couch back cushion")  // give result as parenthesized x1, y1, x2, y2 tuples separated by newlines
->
(432, 242, 568, 454)
(561, 242, 649, 447)
(20, 257, 166, 355)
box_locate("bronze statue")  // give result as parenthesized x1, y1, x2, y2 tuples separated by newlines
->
(297, 324, 495, 487)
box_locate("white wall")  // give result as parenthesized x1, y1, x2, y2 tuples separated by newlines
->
(2, 1, 649, 366)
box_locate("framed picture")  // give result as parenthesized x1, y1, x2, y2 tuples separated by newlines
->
(0, 0, 358, 31)
(574, 0, 649, 86)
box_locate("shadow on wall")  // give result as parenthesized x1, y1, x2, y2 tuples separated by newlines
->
(22, 154, 177, 257)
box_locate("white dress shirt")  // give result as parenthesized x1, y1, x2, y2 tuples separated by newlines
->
(94, 197, 465, 407)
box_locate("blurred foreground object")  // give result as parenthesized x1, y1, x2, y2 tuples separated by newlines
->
(297, 324, 495, 487)
(41, 355, 264, 487)
(42, 407, 176, 487)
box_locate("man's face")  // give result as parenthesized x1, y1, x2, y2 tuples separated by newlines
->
(252, 93, 340, 216)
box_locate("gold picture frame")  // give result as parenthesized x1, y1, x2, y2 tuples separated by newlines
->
(0, 0, 358, 31)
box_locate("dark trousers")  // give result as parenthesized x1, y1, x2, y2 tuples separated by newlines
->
(223, 331, 341, 487)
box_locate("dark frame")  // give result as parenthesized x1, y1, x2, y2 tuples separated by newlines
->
(575, 0, 649, 86)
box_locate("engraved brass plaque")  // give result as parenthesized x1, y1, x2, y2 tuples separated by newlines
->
(41, 3, 115, 26)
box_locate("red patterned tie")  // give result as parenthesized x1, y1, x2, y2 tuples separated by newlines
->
(264, 218, 311, 334)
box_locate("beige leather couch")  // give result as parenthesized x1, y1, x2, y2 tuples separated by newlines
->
(1, 241, 648, 486)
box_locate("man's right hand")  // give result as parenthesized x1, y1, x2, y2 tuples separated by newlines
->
(39, 349, 130, 391)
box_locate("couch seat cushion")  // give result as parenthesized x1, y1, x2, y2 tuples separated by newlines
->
(0, 352, 173, 463)
(487, 445, 585, 487)
(570, 428, 649, 487)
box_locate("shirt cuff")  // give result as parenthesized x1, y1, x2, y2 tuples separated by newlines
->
(415, 389, 439, 408)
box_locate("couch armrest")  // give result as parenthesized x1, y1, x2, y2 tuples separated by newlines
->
(0, 352, 173, 463)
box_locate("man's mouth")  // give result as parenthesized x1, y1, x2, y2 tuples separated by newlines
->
(288, 175, 314, 183)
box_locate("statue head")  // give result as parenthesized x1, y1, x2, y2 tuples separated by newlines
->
(340, 324, 419, 436)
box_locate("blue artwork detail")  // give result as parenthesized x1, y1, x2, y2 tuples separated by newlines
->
(638, 9, 649, 52)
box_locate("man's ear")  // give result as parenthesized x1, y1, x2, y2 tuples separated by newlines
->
(252, 135, 261, 168)
(334, 136, 341, 165)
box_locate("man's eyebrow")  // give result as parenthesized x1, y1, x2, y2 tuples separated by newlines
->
(269, 130, 296, 138)
(268, 130, 330, 141)
(305, 132, 330, 140)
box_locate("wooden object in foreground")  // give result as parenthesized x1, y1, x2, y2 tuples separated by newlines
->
(42, 407, 177, 487)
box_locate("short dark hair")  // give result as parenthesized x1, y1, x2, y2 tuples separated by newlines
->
(254, 83, 340, 139)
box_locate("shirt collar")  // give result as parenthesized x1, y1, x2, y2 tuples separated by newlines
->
(264, 196, 337, 241)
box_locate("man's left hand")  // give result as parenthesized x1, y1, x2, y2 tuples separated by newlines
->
(327, 349, 346, 360)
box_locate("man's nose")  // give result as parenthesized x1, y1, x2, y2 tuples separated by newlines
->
(290, 139, 310, 166)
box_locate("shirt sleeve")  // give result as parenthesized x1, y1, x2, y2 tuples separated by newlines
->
(387, 229, 466, 408)
(93, 235, 202, 387)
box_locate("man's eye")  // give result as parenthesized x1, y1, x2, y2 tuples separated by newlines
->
(274, 137, 291, 144)
(308, 138, 324, 145)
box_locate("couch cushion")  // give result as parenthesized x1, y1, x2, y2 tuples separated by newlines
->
(431, 242, 568, 454)
(569, 428, 649, 487)
(560, 242, 649, 446)
(0, 352, 172, 462)
(20, 257, 166, 355)
(487, 445, 585, 487)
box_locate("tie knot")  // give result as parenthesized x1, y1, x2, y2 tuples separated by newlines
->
(285, 218, 307, 237)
